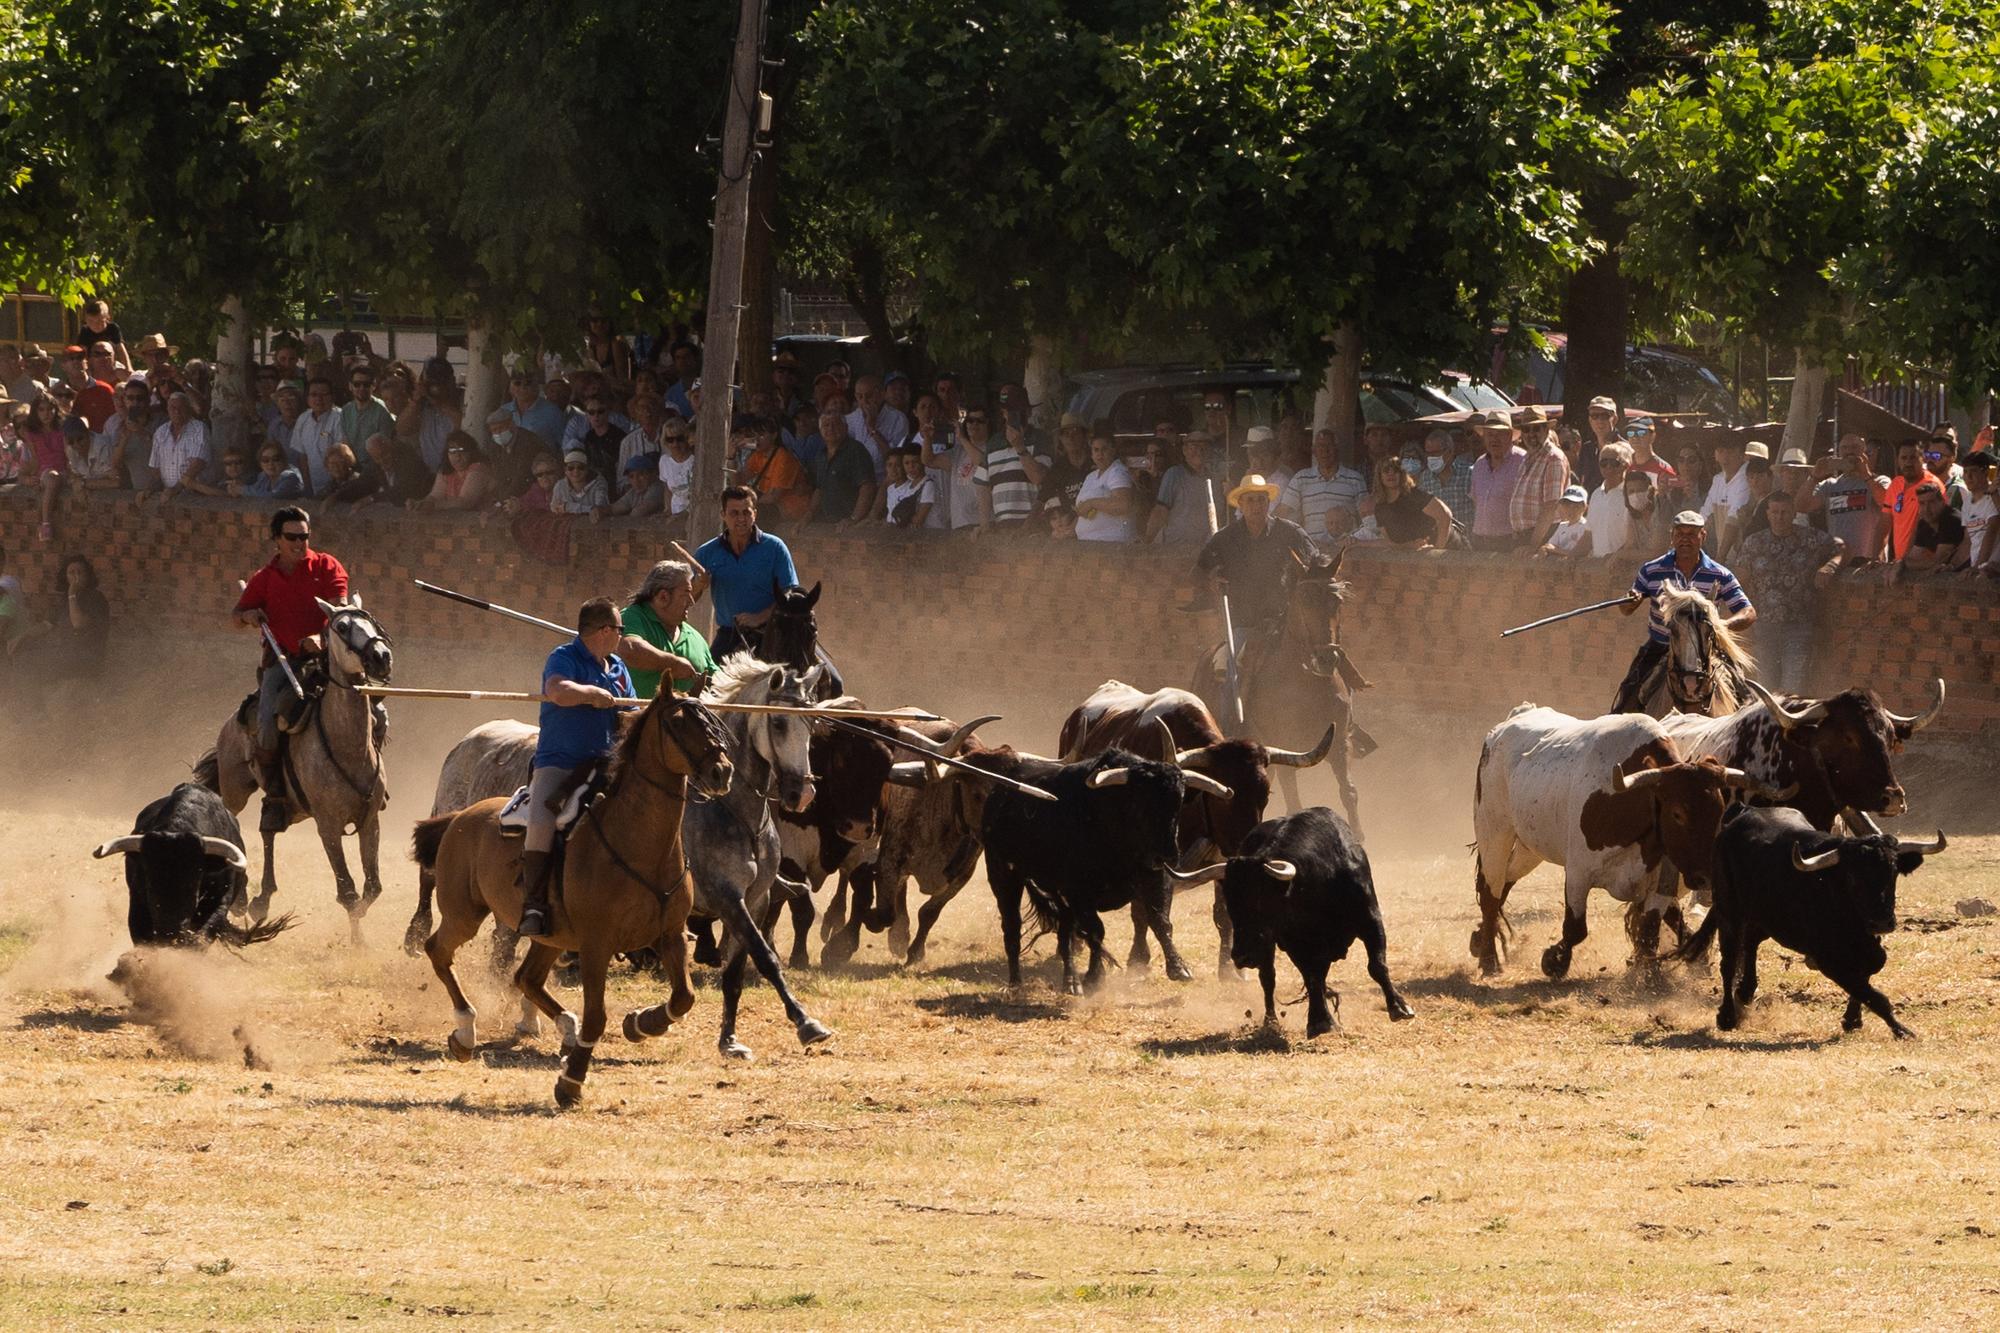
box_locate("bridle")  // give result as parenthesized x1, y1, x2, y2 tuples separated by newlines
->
(1667, 601, 1715, 707)
(585, 695, 731, 904)
(322, 607, 394, 689)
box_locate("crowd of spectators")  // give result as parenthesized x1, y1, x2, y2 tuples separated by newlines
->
(3, 302, 1996, 596)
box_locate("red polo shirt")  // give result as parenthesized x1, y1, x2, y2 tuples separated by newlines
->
(234, 549, 349, 657)
(72, 376, 116, 431)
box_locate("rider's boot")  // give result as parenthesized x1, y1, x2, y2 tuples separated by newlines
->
(256, 748, 290, 833)
(517, 850, 557, 941)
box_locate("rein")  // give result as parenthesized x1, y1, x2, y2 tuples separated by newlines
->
(580, 699, 704, 905)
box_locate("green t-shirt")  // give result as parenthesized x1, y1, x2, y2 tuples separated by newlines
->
(620, 601, 716, 698)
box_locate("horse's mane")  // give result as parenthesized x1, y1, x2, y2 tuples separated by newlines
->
(1658, 583, 1755, 711)
(605, 692, 669, 786)
(704, 652, 781, 705)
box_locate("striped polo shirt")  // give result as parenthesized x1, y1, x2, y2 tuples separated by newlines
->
(1630, 549, 1752, 645)
(975, 446, 1049, 523)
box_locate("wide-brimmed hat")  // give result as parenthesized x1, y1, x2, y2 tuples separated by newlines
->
(1227, 474, 1281, 508)
(1059, 412, 1086, 431)
(1245, 425, 1276, 445)
(1514, 405, 1550, 426)
(1475, 409, 1515, 430)
(1743, 441, 1770, 460)
(1778, 447, 1810, 466)
(1671, 509, 1706, 528)
(133, 332, 177, 356)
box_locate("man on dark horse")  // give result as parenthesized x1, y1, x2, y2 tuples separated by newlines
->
(691, 486, 799, 660)
(231, 505, 348, 833)
(1194, 473, 1318, 715)
(1611, 508, 1757, 713)
(519, 597, 635, 940)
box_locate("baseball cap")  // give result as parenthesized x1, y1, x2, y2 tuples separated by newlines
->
(1588, 395, 1618, 413)
(1962, 449, 1998, 468)
(623, 453, 654, 473)
(562, 450, 589, 466)
(1561, 484, 1588, 503)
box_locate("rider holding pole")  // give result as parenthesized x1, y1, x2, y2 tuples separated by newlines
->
(1610, 508, 1756, 713)
(232, 505, 348, 833)
(519, 597, 634, 940)
(1195, 473, 1316, 721)
(691, 485, 799, 659)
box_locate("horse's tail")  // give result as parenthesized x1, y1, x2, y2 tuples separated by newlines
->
(191, 748, 221, 792)
(410, 813, 453, 870)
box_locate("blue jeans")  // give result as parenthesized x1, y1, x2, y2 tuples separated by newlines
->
(256, 661, 299, 752)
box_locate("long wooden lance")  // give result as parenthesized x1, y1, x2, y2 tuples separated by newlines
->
(1499, 594, 1637, 638)
(350, 685, 941, 722)
(816, 715, 1059, 803)
(413, 579, 570, 636)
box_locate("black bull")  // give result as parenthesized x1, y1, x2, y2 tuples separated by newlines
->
(92, 784, 292, 949)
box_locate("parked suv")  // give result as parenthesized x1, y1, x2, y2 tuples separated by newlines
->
(1063, 363, 1513, 450)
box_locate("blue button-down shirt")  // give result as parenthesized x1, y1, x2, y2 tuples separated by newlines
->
(1631, 549, 1752, 644)
(506, 395, 566, 452)
(695, 528, 799, 630)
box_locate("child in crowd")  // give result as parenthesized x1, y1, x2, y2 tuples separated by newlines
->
(1537, 484, 1592, 558)
(884, 444, 938, 530)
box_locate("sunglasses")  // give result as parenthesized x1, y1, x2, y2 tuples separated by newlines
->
(534, 469, 558, 479)
(280, 530, 310, 541)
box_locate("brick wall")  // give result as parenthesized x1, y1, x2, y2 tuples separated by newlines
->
(3, 490, 1993, 734)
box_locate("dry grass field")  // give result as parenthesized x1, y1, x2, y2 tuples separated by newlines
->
(3, 647, 1999, 1329)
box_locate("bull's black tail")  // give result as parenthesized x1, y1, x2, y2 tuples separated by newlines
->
(191, 749, 221, 793)
(411, 813, 453, 870)
(1667, 909, 1719, 965)
(1022, 878, 1064, 940)
(206, 912, 296, 949)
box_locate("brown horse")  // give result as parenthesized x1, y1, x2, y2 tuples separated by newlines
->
(411, 692, 734, 1108)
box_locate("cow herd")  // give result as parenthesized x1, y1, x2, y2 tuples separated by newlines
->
(86, 648, 1959, 1105)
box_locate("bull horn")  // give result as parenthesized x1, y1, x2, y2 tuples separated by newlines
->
(199, 838, 250, 870)
(1175, 743, 1222, 768)
(1165, 863, 1228, 886)
(1266, 723, 1338, 769)
(1843, 807, 1884, 838)
(1722, 768, 1798, 802)
(1896, 830, 1947, 855)
(91, 836, 145, 859)
(1746, 678, 1828, 732)
(1791, 844, 1842, 872)
(1263, 859, 1298, 881)
(1182, 772, 1234, 799)
(1884, 678, 1946, 733)
(1613, 764, 1670, 792)
(941, 715, 1000, 758)
(1088, 767, 1132, 789)
(1154, 717, 1177, 763)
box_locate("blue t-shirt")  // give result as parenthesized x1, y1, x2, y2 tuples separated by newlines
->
(535, 639, 634, 769)
(1630, 550, 1752, 645)
(695, 529, 799, 630)
(506, 396, 566, 451)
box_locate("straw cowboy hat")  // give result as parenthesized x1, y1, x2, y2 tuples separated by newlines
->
(133, 332, 178, 357)
(1227, 473, 1281, 508)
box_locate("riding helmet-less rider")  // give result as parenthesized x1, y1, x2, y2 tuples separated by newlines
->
(1611, 508, 1756, 713)
(232, 505, 349, 832)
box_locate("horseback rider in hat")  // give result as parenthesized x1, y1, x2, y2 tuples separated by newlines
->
(518, 596, 636, 940)
(1610, 508, 1757, 713)
(232, 506, 348, 832)
(1196, 472, 1318, 638)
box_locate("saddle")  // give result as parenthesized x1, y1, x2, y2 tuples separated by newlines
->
(497, 758, 609, 839)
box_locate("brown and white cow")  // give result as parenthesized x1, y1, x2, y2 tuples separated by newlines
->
(1471, 704, 1789, 980)
(1059, 680, 1334, 978)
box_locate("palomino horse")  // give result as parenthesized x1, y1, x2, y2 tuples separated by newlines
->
(1638, 584, 1755, 718)
(412, 692, 735, 1108)
(197, 598, 393, 941)
(1195, 545, 1370, 831)
(684, 655, 836, 1061)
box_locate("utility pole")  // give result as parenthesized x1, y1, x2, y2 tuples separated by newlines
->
(688, 0, 767, 546)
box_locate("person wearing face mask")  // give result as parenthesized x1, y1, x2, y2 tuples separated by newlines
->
(1621, 467, 1668, 553)
(483, 406, 541, 500)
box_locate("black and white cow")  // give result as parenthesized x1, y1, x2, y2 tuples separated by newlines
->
(1168, 807, 1412, 1036)
(92, 784, 292, 948)
(1672, 804, 1947, 1038)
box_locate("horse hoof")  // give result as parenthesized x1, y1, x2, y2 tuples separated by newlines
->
(1389, 998, 1416, 1021)
(1165, 959, 1194, 983)
(446, 1030, 475, 1062)
(1063, 979, 1084, 998)
(554, 1075, 585, 1109)
(796, 1018, 833, 1047)
(247, 893, 274, 926)
(720, 1039, 754, 1063)
(622, 1012, 644, 1043)
(514, 1013, 543, 1039)
(361, 881, 383, 907)
(401, 914, 433, 957)
(1478, 955, 1503, 978)
(1540, 944, 1571, 979)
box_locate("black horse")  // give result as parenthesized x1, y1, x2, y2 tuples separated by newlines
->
(759, 581, 843, 700)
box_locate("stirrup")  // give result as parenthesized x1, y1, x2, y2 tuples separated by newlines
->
(518, 903, 554, 940)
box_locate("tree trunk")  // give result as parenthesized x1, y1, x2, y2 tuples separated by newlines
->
(739, 145, 779, 405)
(210, 296, 253, 457)
(1560, 188, 1633, 421)
(838, 232, 898, 364)
(1781, 349, 1831, 461)
(1312, 323, 1363, 468)
(1023, 332, 1064, 434)
(464, 316, 505, 440)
